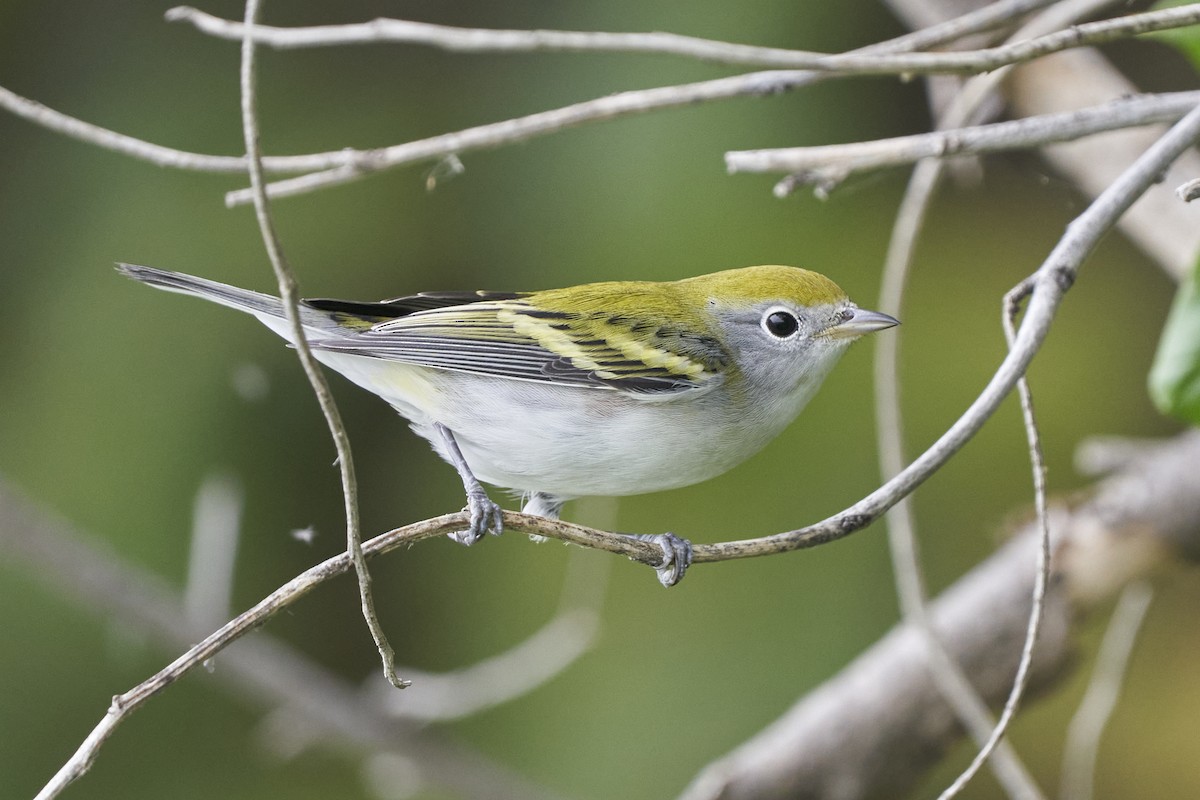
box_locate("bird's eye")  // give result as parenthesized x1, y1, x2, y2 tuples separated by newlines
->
(763, 309, 799, 338)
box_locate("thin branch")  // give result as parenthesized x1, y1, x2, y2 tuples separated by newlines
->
(0, 0, 1058, 186)
(0, 83, 364, 173)
(223, 3, 1200, 205)
(166, 0, 1049, 64)
(872, 97, 1044, 800)
(936, 282, 1055, 800)
(727, 90, 1200, 179)
(27, 506, 638, 800)
(875, 158, 1045, 797)
(0, 481, 570, 800)
(169, 3, 1200, 75)
(874, 5, 1125, 798)
(162, 7, 917, 66)
(221, 71, 815, 205)
(238, 0, 404, 691)
(868, 4, 1118, 795)
(1060, 582, 1154, 800)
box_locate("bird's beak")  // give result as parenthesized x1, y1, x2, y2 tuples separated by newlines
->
(822, 308, 900, 339)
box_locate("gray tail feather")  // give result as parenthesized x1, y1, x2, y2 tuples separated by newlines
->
(117, 263, 287, 319)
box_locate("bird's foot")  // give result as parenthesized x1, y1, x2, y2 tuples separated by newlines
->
(632, 532, 693, 587)
(448, 487, 504, 546)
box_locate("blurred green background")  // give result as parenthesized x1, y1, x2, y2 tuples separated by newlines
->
(1, 2, 1196, 799)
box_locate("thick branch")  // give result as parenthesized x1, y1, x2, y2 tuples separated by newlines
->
(680, 432, 1200, 800)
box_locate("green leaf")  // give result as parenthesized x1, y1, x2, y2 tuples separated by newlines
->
(1149, 256, 1200, 424)
(1150, 0, 1200, 71)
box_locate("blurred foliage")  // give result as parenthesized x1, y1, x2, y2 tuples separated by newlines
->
(1147, 0, 1200, 426)
(1150, 255, 1200, 424)
(0, 2, 1196, 800)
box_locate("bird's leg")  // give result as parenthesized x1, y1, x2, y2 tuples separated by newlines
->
(630, 533, 693, 588)
(434, 422, 504, 545)
(522, 492, 691, 585)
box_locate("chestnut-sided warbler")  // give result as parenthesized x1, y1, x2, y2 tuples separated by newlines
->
(119, 263, 897, 585)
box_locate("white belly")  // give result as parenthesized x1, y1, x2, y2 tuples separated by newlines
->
(315, 351, 819, 499)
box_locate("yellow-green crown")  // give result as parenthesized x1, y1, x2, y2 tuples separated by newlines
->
(526, 265, 847, 321)
(676, 265, 848, 308)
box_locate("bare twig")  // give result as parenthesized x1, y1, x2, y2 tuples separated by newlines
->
(0, 481, 571, 800)
(873, 105, 1044, 800)
(163, 6, 934, 66)
(225, 3, 1200, 205)
(0, 0, 1061, 187)
(42, 94, 1194, 800)
(868, 4, 1123, 795)
(238, 0, 404, 691)
(170, 3, 1200, 75)
(0, 83, 367, 173)
(28, 504, 641, 800)
(727, 90, 1200, 179)
(1060, 582, 1154, 800)
(935, 281, 1054, 800)
(166, 0, 1048, 64)
(871, 73, 1039, 800)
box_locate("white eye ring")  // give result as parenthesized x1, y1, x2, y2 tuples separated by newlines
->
(761, 307, 800, 339)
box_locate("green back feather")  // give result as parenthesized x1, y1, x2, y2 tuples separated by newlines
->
(309, 266, 845, 394)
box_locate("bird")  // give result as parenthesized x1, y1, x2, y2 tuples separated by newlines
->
(118, 263, 898, 585)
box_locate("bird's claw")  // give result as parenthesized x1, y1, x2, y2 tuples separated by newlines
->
(633, 532, 693, 587)
(448, 488, 504, 546)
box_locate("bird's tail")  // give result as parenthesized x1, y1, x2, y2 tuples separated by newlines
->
(117, 263, 340, 339)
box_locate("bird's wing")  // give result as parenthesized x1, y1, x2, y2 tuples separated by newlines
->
(306, 297, 728, 394)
